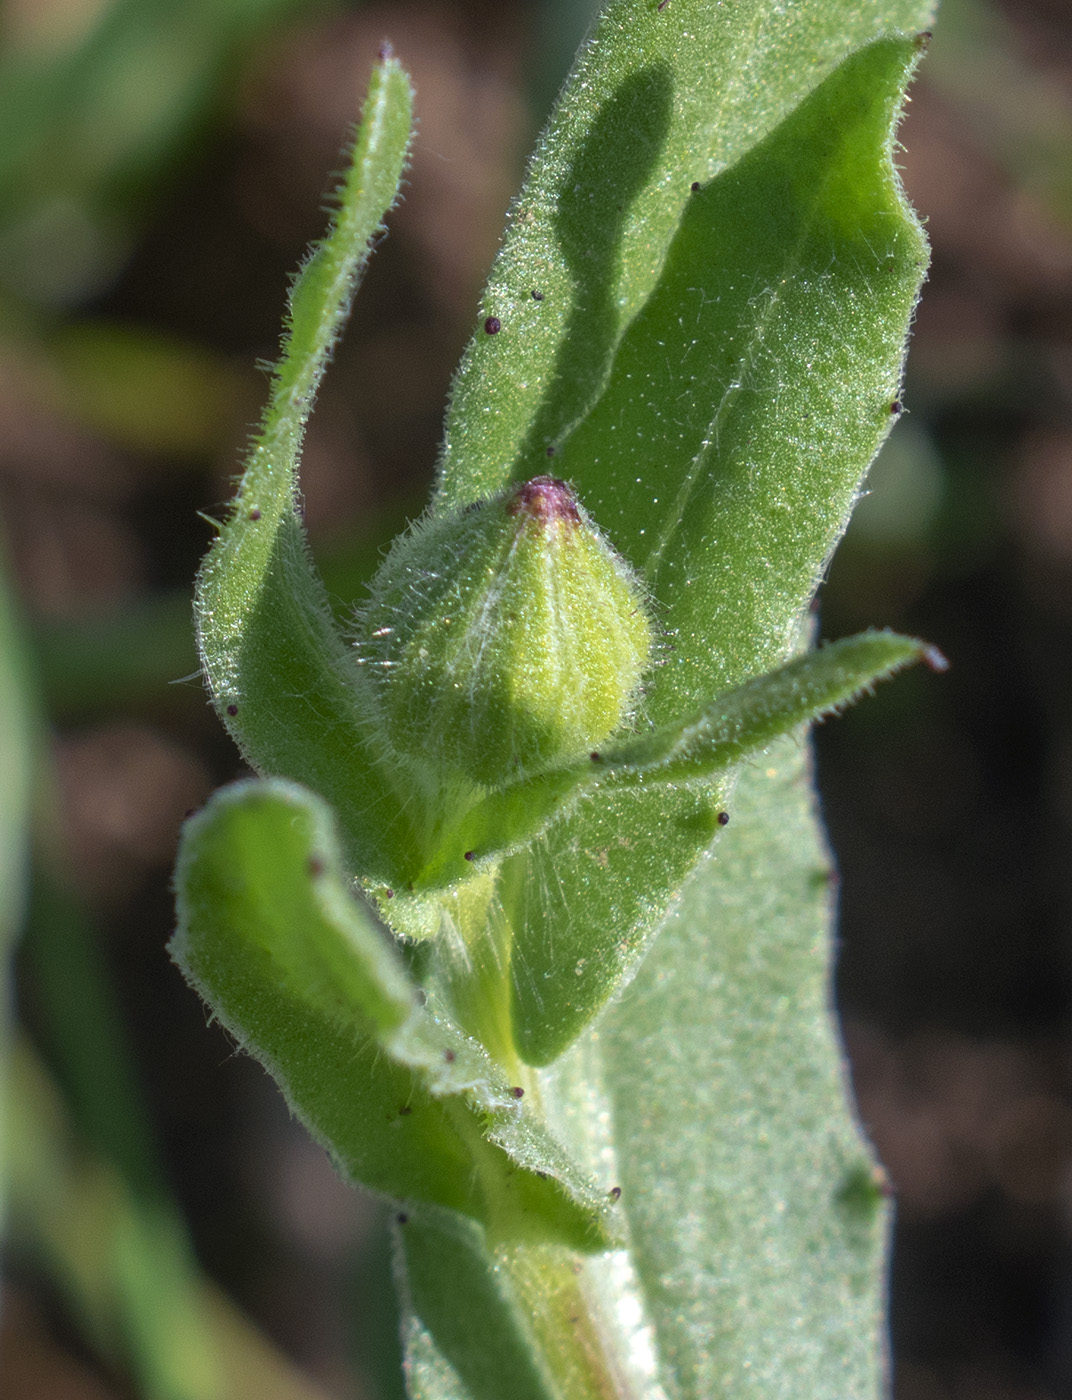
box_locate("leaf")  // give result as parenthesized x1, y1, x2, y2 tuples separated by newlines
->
(398, 1209, 558, 1400)
(171, 780, 620, 1253)
(485, 29, 931, 1065)
(401, 738, 893, 1400)
(194, 52, 421, 885)
(437, 6, 931, 510)
(503, 630, 934, 1064)
(413, 629, 933, 891)
(600, 735, 889, 1400)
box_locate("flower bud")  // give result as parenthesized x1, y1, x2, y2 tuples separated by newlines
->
(356, 476, 652, 787)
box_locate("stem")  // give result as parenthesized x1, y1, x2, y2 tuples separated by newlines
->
(496, 1242, 658, 1400)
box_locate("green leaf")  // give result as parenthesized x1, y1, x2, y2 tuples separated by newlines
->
(604, 630, 941, 781)
(401, 737, 891, 1400)
(194, 53, 421, 885)
(601, 735, 889, 1400)
(438, 8, 931, 511)
(0, 537, 35, 1242)
(426, 27, 933, 1067)
(504, 630, 935, 1064)
(413, 629, 933, 892)
(171, 780, 620, 1253)
(398, 1209, 558, 1400)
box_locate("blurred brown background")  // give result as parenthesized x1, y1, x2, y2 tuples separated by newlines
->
(2, 0, 1072, 1396)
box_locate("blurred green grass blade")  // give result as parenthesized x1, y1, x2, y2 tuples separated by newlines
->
(5, 1038, 335, 1400)
(0, 536, 34, 1243)
(0, 0, 319, 304)
(23, 877, 166, 1203)
(172, 779, 620, 1252)
(6, 1040, 220, 1398)
(602, 735, 889, 1400)
(194, 53, 419, 886)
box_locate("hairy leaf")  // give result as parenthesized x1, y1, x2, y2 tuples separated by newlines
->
(194, 52, 419, 885)
(171, 781, 619, 1252)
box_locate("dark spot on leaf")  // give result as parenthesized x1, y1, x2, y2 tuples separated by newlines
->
(546, 445, 556, 458)
(399, 1105, 412, 1116)
(916, 30, 932, 49)
(608, 1185, 622, 1201)
(226, 704, 238, 717)
(690, 181, 700, 192)
(531, 289, 544, 301)
(308, 855, 325, 878)
(511, 1086, 524, 1099)
(484, 316, 501, 335)
(889, 399, 903, 415)
(717, 811, 730, 826)
(590, 752, 602, 762)
(248, 508, 261, 521)
(443, 1049, 455, 1063)
(183, 808, 198, 820)
(385, 888, 395, 898)
(464, 850, 474, 861)
(416, 988, 427, 1005)
(536, 1170, 548, 1179)
(658, 0, 670, 9)
(396, 1212, 409, 1224)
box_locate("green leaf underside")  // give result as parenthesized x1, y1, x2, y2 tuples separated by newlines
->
(193, 54, 422, 885)
(171, 780, 619, 1252)
(602, 736, 889, 1400)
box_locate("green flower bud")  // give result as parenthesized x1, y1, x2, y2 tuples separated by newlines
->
(356, 476, 653, 787)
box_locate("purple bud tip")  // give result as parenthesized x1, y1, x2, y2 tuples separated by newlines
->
(608, 1185, 622, 1201)
(717, 811, 730, 826)
(484, 316, 501, 334)
(378, 41, 393, 61)
(226, 703, 238, 717)
(507, 475, 581, 525)
(923, 644, 950, 673)
(511, 1086, 524, 1098)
